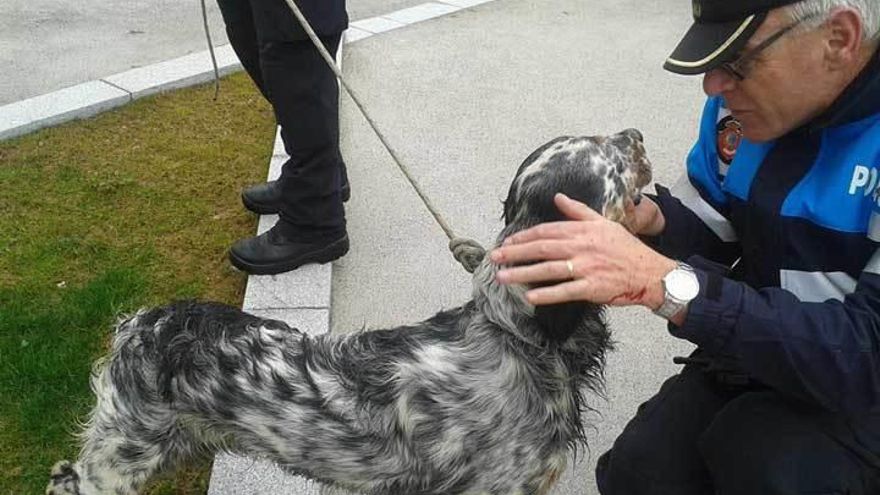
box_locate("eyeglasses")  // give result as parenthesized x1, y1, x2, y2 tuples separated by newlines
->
(720, 13, 820, 81)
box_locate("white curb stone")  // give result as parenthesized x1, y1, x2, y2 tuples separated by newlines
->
(104, 45, 241, 100)
(384, 2, 461, 24)
(241, 264, 333, 311)
(439, 0, 495, 7)
(0, 81, 129, 141)
(350, 16, 407, 34)
(344, 27, 374, 43)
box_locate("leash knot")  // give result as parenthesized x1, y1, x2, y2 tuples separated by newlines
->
(449, 237, 486, 273)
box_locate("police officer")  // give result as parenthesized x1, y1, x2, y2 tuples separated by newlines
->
(489, 0, 880, 493)
(219, 0, 350, 274)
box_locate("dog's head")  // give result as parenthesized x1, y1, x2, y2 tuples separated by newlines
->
(474, 129, 652, 346)
(501, 129, 652, 236)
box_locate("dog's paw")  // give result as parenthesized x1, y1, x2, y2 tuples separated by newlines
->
(46, 460, 80, 495)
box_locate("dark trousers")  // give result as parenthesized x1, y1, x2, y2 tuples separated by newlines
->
(596, 358, 880, 494)
(217, 0, 347, 240)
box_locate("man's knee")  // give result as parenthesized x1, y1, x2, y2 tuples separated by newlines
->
(595, 371, 726, 494)
(700, 392, 874, 495)
(596, 420, 715, 495)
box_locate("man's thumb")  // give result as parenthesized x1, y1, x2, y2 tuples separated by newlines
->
(555, 193, 601, 221)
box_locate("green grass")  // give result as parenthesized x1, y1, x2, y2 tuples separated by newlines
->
(0, 73, 276, 494)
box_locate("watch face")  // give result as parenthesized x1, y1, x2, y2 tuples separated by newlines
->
(667, 268, 700, 301)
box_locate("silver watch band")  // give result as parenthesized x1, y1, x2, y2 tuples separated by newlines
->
(653, 262, 697, 320)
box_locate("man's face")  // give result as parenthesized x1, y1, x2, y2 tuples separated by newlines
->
(702, 9, 838, 142)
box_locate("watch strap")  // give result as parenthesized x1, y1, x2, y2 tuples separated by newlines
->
(653, 262, 697, 319)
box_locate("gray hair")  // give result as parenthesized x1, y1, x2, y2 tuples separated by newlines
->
(788, 0, 880, 40)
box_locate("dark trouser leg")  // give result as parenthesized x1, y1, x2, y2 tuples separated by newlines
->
(700, 391, 880, 495)
(271, 35, 345, 240)
(595, 365, 733, 494)
(215, 0, 269, 100)
(247, 0, 345, 240)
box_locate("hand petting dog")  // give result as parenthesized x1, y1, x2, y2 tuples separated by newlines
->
(491, 193, 677, 313)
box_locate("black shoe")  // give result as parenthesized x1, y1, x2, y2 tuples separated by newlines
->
(241, 181, 282, 214)
(228, 227, 349, 275)
(241, 180, 350, 215)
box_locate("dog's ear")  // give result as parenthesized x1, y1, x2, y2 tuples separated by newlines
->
(525, 175, 606, 227)
(534, 301, 596, 343)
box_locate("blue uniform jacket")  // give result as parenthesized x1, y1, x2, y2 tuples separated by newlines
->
(648, 49, 880, 414)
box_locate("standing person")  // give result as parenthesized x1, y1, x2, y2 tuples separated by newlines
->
(218, 0, 351, 275)
(490, 0, 880, 493)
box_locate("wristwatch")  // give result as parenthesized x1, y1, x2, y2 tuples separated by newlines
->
(654, 263, 700, 319)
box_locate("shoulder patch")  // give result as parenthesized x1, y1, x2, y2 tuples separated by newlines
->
(716, 115, 743, 167)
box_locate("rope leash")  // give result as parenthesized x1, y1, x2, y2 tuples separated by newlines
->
(200, 0, 221, 100)
(199, 0, 487, 273)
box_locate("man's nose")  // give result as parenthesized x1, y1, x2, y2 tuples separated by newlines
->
(703, 68, 737, 96)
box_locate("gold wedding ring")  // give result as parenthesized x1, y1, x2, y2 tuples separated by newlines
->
(566, 260, 575, 279)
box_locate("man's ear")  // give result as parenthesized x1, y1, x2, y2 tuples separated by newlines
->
(823, 8, 864, 70)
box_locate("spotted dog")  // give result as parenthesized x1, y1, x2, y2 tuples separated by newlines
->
(47, 129, 652, 495)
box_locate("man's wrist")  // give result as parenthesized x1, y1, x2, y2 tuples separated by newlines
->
(641, 212, 666, 237)
(637, 197, 666, 236)
(641, 257, 677, 311)
(668, 306, 688, 326)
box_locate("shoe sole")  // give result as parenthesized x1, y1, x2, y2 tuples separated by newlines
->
(241, 186, 351, 215)
(228, 236, 350, 275)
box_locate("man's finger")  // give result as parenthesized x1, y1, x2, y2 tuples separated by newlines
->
(499, 221, 584, 247)
(495, 260, 573, 285)
(490, 239, 572, 265)
(525, 278, 593, 305)
(555, 193, 602, 221)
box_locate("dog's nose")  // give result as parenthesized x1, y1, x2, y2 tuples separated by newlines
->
(623, 128, 644, 142)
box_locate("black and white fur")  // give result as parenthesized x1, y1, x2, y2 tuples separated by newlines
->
(47, 129, 652, 495)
